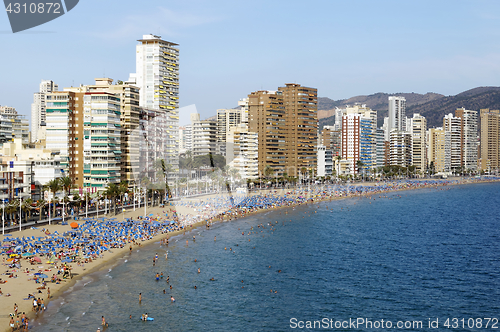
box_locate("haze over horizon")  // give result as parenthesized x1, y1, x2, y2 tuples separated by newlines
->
(2, 0, 500, 126)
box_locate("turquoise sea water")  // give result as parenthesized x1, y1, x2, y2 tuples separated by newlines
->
(33, 182, 500, 331)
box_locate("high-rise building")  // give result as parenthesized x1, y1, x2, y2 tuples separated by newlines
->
(375, 128, 385, 168)
(216, 108, 242, 144)
(340, 105, 377, 175)
(455, 107, 478, 171)
(443, 113, 462, 171)
(46, 87, 122, 191)
(317, 146, 334, 177)
(278, 83, 318, 177)
(428, 127, 451, 173)
(179, 125, 192, 153)
(31, 80, 58, 143)
(130, 34, 180, 171)
(238, 98, 249, 123)
(388, 96, 406, 132)
(191, 113, 218, 156)
(410, 113, 427, 174)
(321, 126, 341, 157)
(248, 90, 286, 177)
(226, 123, 258, 179)
(68, 78, 141, 187)
(341, 113, 361, 175)
(479, 109, 500, 172)
(390, 130, 412, 167)
(0, 106, 29, 144)
(45, 91, 76, 172)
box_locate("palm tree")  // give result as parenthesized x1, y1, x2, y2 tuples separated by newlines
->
(47, 179, 61, 217)
(21, 198, 32, 221)
(104, 183, 119, 215)
(356, 160, 364, 180)
(5, 200, 18, 226)
(24, 198, 33, 219)
(60, 176, 73, 217)
(36, 199, 46, 223)
(161, 160, 173, 202)
(118, 181, 128, 209)
(335, 155, 342, 181)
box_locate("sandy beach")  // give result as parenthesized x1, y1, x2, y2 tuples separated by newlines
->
(1, 177, 498, 331)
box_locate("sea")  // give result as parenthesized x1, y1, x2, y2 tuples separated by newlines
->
(32, 182, 500, 331)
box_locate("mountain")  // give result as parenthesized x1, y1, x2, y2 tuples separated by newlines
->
(406, 87, 500, 127)
(318, 92, 444, 114)
(318, 87, 500, 128)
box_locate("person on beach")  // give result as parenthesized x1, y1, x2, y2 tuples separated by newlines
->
(9, 315, 15, 331)
(156, 273, 160, 281)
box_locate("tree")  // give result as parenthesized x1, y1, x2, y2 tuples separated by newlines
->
(24, 198, 33, 219)
(60, 176, 73, 216)
(336, 155, 342, 181)
(47, 179, 61, 217)
(104, 183, 119, 215)
(356, 160, 364, 180)
(36, 199, 46, 222)
(264, 165, 274, 181)
(118, 181, 129, 209)
(5, 200, 19, 225)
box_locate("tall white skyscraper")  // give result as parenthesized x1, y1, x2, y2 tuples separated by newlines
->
(31, 80, 58, 142)
(388, 96, 406, 131)
(129, 34, 180, 170)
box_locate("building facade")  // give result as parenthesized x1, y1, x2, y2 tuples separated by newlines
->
(31, 80, 58, 143)
(248, 90, 286, 177)
(455, 107, 478, 171)
(410, 114, 427, 174)
(479, 109, 500, 172)
(443, 113, 462, 171)
(278, 83, 318, 177)
(226, 124, 258, 179)
(130, 34, 180, 171)
(428, 128, 451, 173)
(388, 96, 406, 132)
(389, 130, 412, 168)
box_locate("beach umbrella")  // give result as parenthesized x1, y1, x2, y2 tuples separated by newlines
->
(38, 274, 48, 279)
(70, 222, 79, 229)
(61, 258, 72, 263)
(22, 252, 33, 257)
(3, 234, 12, 237)
(33, 257, 42, 263)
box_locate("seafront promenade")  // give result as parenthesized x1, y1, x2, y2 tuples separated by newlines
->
(1, 177, 498, 331)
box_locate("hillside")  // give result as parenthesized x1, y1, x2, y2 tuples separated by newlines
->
(406, 87, 500, 127)
(318, 92, 443, 113)
(318, 87, 500, 129)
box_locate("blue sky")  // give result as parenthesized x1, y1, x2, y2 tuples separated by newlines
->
(2, 0, 500, 125)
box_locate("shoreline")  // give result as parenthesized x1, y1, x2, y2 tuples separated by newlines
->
(2, 178, 499, 331)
